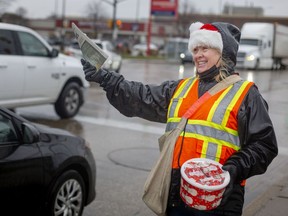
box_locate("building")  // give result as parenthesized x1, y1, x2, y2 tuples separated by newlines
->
(1, 8, 288, 57)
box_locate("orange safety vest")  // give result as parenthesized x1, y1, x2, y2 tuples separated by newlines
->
(166, 77, 254, 170)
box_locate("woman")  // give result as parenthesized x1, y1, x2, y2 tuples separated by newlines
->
(81, 22, 278, 216)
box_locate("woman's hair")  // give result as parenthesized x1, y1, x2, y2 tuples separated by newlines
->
(216, 56, 234, 82)
(217, 57, 229, 80)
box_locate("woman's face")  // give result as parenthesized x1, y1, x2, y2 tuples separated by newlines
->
(192, 46, 221, 73)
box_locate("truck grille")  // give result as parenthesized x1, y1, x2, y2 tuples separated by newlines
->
(236, 52, 246, 68)
(237, 52, 246, 58)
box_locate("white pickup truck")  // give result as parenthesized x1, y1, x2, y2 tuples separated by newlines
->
(0, 23, 89, 118)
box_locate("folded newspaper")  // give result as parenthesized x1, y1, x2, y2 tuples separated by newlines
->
(72, 22, 108, 71)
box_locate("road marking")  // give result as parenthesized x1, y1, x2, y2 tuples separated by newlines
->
(75, 116, 165, 135)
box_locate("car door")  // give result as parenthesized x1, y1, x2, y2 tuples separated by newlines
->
(17, 31, 61, 103)
(0, 110, 43, 207)
(0, 29, 25, 104)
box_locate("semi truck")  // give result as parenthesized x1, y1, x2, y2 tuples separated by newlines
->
(236, 22, 288, 70)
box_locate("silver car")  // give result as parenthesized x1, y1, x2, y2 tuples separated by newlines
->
(65, 39, 122, 73)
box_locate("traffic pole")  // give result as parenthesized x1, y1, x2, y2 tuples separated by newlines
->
(146, 5, 152, 56)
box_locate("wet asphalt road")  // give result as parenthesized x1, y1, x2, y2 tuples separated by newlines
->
(17, 59, 288, 216)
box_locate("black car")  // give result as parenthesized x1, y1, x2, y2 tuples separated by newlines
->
(180, 49, 194, 64)
(0, 107, 96, 216)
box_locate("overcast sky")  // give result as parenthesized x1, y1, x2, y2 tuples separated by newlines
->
(4, 0, 288, 20)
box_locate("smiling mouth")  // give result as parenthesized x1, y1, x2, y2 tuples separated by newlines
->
(198, 61, 207, 67)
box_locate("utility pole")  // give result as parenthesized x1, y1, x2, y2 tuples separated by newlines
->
(60, 0, 66, 52)
(103, 0, 127, 42)
(112, 0, 117, 41)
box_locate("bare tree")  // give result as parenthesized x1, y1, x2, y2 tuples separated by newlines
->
(15, 6, 27, 18)
(178, 0, 197, 15)
(0, 0, 16, 15)
(85, 0, 108, 37)
(0, 0, 27, 25)
(177, 0, 197, 37)
(86, 1, 107, 19)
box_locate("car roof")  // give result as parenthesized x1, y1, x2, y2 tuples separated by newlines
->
(0, 22, 52, 50)
(91, 39, 102, 43)
(91, 39, 112, 45)
(0, 22, 33, 32)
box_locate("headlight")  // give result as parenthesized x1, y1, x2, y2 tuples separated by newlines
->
(246, 54, 255, 61)
(107, 59, 113, 65)
(180, 53, 185, 59)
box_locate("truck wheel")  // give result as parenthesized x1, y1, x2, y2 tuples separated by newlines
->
(55, 82, 83, 119)
(46, 170, 86, 216)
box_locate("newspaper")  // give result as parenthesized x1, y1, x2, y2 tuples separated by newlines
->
(72, 22, 108, 71)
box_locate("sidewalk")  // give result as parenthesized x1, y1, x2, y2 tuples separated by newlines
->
(242, 73, 288, 216)
(243, 175, 288, 216)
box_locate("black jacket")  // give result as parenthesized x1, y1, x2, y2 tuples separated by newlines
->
(96, 69, 278, 215)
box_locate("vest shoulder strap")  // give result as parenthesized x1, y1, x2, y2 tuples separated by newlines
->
(183, 75, 242, 119)
(208, 75, 242, 95)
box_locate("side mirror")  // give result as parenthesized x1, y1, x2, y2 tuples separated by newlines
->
(21, 123, 40, 144)
(49, 48, 59, 58)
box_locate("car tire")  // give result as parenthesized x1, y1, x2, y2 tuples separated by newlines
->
(46, 170, 86, 216)
(55, 82, 83, 119)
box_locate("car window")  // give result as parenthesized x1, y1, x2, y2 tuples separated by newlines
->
(71, 42, 80, 50)
(0, 30, 17, 55)
(17, 31, 49, 57)
(95, 43, 103, 49)
(0, 113, 18, 144)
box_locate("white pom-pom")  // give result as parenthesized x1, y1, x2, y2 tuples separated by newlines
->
(189, 22, 204, 33)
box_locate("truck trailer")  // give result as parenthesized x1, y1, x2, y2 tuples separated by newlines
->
(236, 22, 288, 70)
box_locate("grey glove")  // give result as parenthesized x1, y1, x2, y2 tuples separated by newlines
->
(219, 164, 238, 206)
(81, 59, 107, 83)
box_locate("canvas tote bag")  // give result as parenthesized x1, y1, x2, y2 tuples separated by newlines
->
(142, 117, 187, 216)
(142, 75, 242, 216)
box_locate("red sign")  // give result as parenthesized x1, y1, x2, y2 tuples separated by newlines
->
(150, 0, 178, 17)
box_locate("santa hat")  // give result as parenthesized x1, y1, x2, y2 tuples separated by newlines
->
(188, 22, 223, 53)
(188, 22, 241, 68)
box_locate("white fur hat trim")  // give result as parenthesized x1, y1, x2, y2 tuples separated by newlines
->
(188, 22, 223, 53)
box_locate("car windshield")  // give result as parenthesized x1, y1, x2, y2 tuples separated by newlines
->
(71, 42, 80, 50)
(240, 39, 261, 46)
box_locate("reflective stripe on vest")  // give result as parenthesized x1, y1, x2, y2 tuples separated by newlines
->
(167, 77, 197, 120)
(166, 119, 240, 147)
(166, 77, 253, 164)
